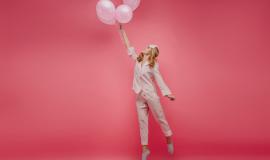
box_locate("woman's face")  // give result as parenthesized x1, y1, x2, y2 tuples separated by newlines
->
(142, 47, 152, 58)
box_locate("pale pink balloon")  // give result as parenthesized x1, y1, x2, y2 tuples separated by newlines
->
(115, 4, 133, 24)
(123, 0, 140, 11)
(96, 0, 116, 25)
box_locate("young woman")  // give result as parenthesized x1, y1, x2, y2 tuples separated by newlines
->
(118, 24, 175, 160)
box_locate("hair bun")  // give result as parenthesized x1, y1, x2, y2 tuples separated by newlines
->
(148, 44, 158, 49)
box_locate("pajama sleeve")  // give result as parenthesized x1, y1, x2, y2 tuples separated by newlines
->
(127, 46, 138, 61)
(152, 62, 172, 96)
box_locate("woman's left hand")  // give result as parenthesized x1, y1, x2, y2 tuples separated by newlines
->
(166, 94, 175, 101)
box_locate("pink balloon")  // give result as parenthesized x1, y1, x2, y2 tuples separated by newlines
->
(123, 0, 140, 11)
(115, 4, 133, 24)
(96, 0, 116, 25)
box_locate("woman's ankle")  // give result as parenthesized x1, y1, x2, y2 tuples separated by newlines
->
(166, 136, 173, 144)
(142, 145, 149, 151)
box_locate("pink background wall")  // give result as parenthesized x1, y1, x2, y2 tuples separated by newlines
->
(1, 0, 270, 159)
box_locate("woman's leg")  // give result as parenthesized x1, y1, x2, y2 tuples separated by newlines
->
(146, 94, 174, 154)
(136, 93, 150, 148)
(136, 93, 151, 159)
(146, 96, 173, 138)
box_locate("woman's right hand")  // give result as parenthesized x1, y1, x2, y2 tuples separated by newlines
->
(119, 23, 123, 30)
(166, 94, 176, 101)
(118, 23, 123, 30)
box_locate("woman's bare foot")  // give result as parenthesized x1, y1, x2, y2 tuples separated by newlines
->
(166, 136, 174, 155)
(142, 145, 150, 160)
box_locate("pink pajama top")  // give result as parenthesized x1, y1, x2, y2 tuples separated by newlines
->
(127, 46, 172, 98)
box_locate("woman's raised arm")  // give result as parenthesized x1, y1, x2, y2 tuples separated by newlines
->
(118, 24, 138, 61)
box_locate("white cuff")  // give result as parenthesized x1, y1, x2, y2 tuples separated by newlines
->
(127, 46, 135, 56)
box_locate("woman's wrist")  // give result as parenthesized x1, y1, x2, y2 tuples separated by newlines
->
(165, 94, 175, 101)
(119, 23, 123, 30)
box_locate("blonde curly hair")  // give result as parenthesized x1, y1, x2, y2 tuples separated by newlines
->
(137, 46, 159, 68)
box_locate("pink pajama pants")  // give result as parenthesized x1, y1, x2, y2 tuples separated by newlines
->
(135, 90, 173, 145)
